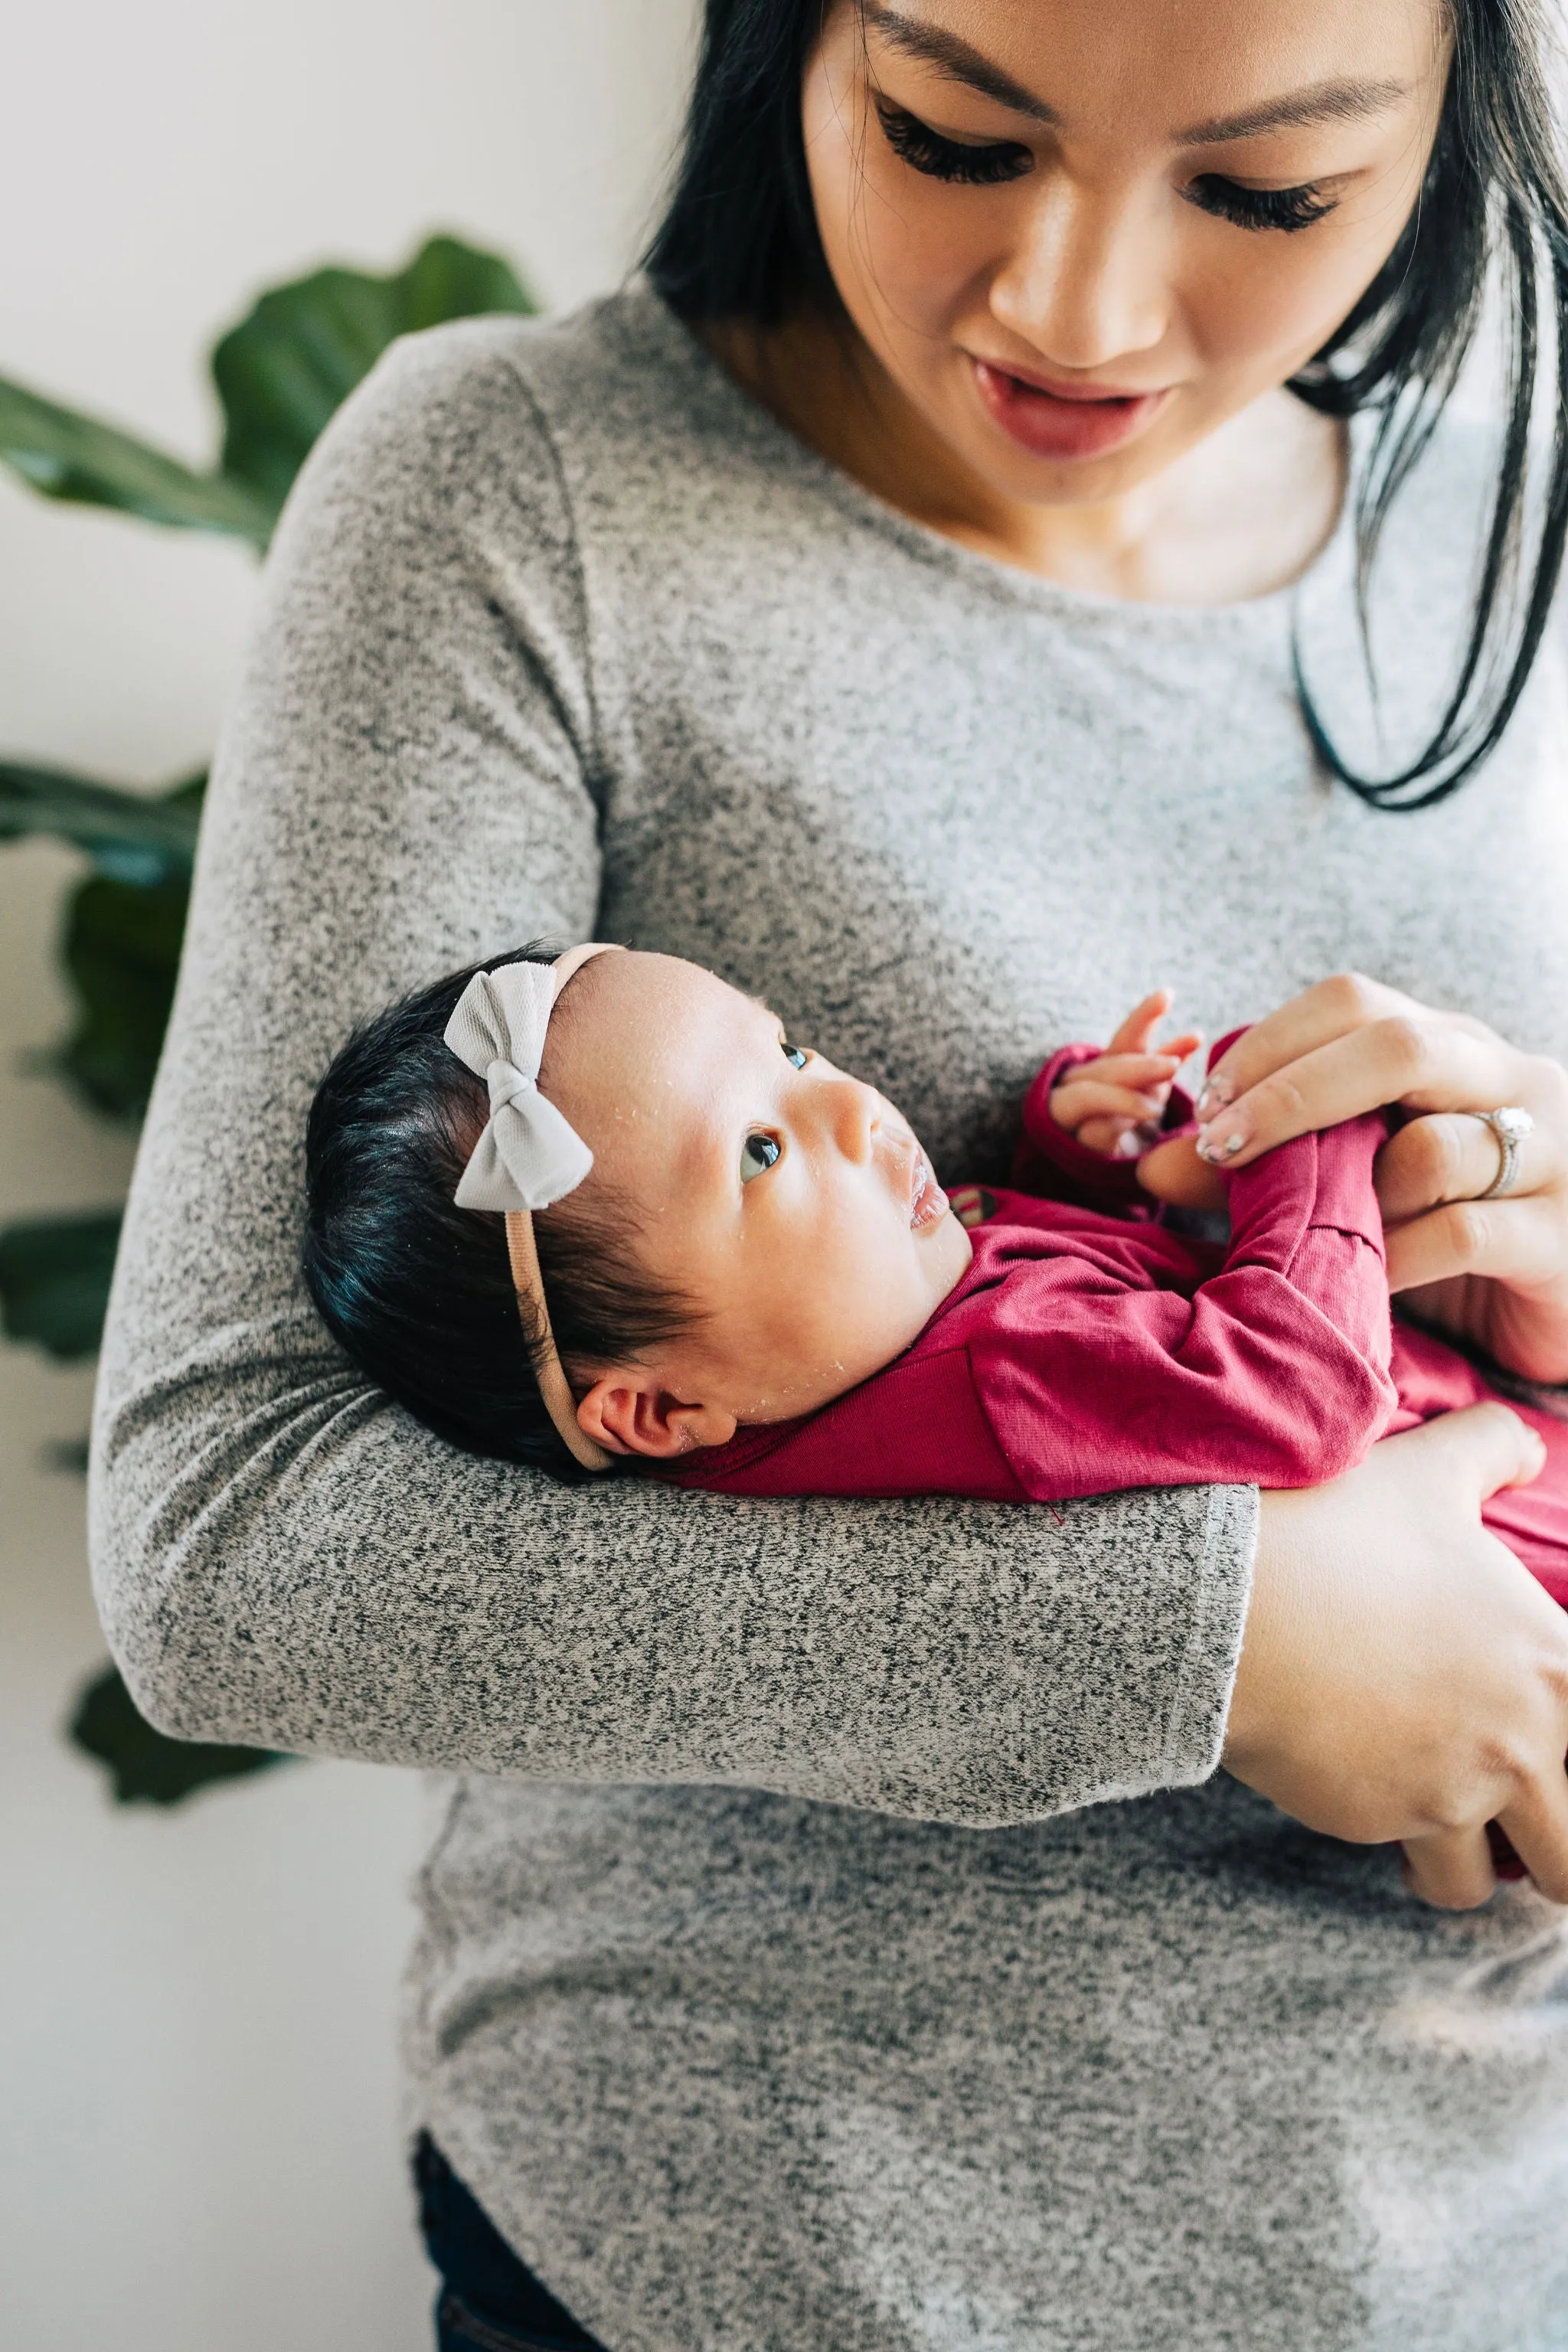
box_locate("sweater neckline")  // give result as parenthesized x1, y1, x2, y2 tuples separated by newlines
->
(622, 279, 1355, 640)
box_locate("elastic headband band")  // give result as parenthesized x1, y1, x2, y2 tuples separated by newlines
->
(443, 943, 625, 1472)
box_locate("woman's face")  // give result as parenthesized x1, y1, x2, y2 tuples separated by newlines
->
(804, 0, 1449, 507)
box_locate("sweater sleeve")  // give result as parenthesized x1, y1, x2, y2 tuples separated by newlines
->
(975, 1115, 1400, 1498)
(87, 316, 1256, 1827)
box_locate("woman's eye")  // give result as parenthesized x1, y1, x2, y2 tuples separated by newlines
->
(779, 1040, 808, 1070)
(1184, 175, 1336, 234)
(875, 98, 1032, 188)
(740, 1132, 782, 1184)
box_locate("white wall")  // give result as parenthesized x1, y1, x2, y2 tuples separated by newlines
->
(0, 7, 697, 2349)
(1, 0, 698, 782)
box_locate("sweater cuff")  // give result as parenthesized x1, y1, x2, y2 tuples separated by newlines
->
(1158, 1482, 1259, 1785)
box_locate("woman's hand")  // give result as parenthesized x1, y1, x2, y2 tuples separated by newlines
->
(1224, 1404, 1568, 1908)
(1195, 974, 1568, 1383)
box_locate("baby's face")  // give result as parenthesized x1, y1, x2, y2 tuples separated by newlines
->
(544, 952, 972, 1446)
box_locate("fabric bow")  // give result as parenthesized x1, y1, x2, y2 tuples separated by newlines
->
(443, 963, 594, 1213)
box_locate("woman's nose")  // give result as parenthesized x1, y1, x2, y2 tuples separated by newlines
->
(989, 173, 1168, 372)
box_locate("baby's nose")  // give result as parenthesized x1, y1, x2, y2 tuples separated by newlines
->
(828, 1076, 880, 1161)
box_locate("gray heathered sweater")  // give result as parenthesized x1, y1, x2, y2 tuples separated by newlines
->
(90, 285, 1568, 2350)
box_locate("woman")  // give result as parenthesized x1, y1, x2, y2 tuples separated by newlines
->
(92, 0, 1568, 2342)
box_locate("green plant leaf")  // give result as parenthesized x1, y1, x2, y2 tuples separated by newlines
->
(0, 374, 276, 543)
(0, 1210, 122, 1359)
(0, 762, 204, 884)
(56, 871, 191, 1119)
(69, 1663, 288, 1805)
(1, 233, 532, 544)
(213, 232, 536, 508)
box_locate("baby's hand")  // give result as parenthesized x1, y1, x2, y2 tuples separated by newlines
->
(1050, 990, 1202, 1159)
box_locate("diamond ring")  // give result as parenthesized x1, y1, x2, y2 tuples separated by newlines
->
(1472, 1106, 1534, 1200)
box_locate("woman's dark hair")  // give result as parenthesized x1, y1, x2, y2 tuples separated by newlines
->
(646, 0, 1568, 809)
(302, 946, 696, 1479)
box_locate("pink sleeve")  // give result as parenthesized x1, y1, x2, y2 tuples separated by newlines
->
(972, 1113, 1400, 1498)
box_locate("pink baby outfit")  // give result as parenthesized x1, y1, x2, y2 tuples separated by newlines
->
(673, 1046, 1568, 1607)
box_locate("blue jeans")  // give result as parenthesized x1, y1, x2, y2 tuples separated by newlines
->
(415, 2133, 609, 2352)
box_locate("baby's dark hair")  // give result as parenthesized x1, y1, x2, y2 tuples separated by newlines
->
(302, 942, 697, 1479)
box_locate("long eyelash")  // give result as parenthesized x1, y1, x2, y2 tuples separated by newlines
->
(874, 98, 1031, 188)
(1186, 175, 1336, 234)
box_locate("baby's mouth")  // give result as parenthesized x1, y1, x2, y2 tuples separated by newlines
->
(907, 1148, 949, 1233)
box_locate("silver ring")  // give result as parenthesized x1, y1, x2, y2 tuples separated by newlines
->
(1472, 1105, 1534, 1200)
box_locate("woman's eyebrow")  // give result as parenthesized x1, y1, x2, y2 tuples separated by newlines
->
(1177, 79, 1411, 146)
(865, 8, 1408, 149)
(866, 7, 1057, 124)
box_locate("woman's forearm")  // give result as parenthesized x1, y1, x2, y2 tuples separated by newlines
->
(91, 1305, 1255, 1816)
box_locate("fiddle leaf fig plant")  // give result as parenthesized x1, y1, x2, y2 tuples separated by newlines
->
(0, 234, 533, 547)
(213, 234, 534, 512)
(1, 231, 536, 1800)
(0, 378, 276, 541)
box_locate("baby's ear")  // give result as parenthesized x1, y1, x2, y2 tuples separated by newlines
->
(576, 1373, 737, 1460)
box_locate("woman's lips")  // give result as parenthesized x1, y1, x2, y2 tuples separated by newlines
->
(907, 1149, 949, 1233)
(972, 358, 1171, 462)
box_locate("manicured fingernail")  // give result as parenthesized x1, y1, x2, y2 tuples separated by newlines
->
(1197, 1074, 1234, 1119)
(1197, 1122, 1248, 1164)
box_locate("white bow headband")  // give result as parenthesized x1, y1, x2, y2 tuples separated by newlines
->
(443, 943, 624, 1472)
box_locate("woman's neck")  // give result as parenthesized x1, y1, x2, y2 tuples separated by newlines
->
(704, 305, 1344, 608)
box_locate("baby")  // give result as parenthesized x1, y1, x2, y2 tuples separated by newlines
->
(303, 941, 1568, 1600)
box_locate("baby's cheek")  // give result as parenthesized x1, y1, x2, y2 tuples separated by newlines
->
(810, 1223, 906, 1348)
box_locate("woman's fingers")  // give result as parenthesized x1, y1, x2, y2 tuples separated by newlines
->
(1227, 1406, 1568, 1908)
(1197, 1018, 1530, 1170)
(1384, 1193, 1566, 1295)
(1197, 973, 1418, 1113)
(1494, 1768, 1568, 1906)
(1459, 1398, 1550, 1498)
(1377, 1109, 1550, 1223)
(1401, 1827, 1499, 1909)
(1198, 972, 1495, 1116)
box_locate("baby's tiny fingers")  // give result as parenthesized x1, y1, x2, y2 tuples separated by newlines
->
(1053, 1079, 1177, 1133)
(1068, 1053, 1183, 1089)
(1079, 1115, 1146, 1156)
(1106, 991, 1174, 1055)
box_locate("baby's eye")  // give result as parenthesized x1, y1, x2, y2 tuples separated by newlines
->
(741, 1131, 782, 1184)
(780, 1040, 808, 1069)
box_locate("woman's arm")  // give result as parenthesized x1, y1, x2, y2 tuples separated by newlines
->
(86, 319, 1254, 1824)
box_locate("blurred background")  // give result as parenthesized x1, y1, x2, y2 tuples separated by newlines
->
(0, 5, 697, 2347)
